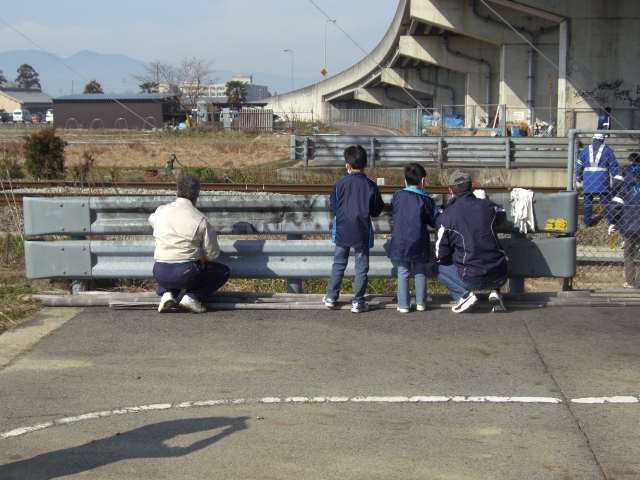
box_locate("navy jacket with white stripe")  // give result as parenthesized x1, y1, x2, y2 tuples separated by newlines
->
(434, 190, 508, 284)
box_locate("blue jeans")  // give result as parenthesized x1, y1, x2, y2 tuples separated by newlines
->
(583, 193, 613, 226)
(325, 246, 369, 304)
(431, 263, 508, 302)
(393, 260, 427, 309)
(153, 260, 230, 302)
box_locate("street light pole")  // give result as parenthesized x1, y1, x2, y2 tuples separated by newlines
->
(324, 19, 336, 77)
(284, 49, 294, 92)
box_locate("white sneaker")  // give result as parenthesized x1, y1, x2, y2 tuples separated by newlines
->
(451, 292, 478, 313)
(416, 304, 426, 312)
(351, 301, 370, 313)
(158, 292, 177, 313)
(489, 290, 506, 312)
(397, 307, 410, 313)
(322, 296, 336, 308)
(179, 295, 207, 313)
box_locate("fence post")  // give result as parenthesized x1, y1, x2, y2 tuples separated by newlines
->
(438, 138, 444, 168)
(370, 137, 376, 167)
(303, 137, 309, 168)
(286, 234, 302, 293)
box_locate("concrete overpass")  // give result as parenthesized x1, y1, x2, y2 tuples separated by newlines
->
(259, 0, 640, 128)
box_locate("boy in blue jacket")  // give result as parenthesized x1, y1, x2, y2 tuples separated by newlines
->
(387, 163, 439, 313)
(323, 145, 385, 312)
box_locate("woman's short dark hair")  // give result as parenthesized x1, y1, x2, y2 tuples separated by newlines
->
(450, 182, 472, 195)
(177, 175, 201, 200)
(405, 163, 426, 186)
(344, 145, 368, 169)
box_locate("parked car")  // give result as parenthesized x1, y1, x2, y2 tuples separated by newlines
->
(45, 109, 54, 123)
(12, 109, 32, 123)
(0, 111, 12, 123)
(31, 112, 45, 123)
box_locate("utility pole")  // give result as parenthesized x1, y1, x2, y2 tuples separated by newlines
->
(324, 19, 337, 78)
(284, 50, 294, 92)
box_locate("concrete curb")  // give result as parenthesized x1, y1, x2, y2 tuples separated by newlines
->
(31, 291, 640, 309)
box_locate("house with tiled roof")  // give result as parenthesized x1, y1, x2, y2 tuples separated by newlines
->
(0, 82, 53, 114)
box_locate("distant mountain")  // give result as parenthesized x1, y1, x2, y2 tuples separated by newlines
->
(0, 50, 324, 98)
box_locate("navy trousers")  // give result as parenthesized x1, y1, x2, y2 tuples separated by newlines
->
(153, 261, 230, 302)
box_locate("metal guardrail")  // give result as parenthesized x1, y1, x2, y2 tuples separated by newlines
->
(23, 193, 578, 293)
(291, 135, 575, 168)
(292, 134, 640, 169)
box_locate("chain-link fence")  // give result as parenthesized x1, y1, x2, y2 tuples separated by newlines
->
(571, 131, 640, 291)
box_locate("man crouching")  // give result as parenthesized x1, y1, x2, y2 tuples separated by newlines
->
(149, 176, 230, 313)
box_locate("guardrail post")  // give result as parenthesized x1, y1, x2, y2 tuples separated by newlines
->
(71, 235, 88, 294)
(505, 137, 512, 170)
(471, 105, 476, 136)
(286, 234, 303, 293)
(438, 138, 444, 168)
(370, 137, 376, 167)
(303, 137, 309, 168)
(508, 232, 526, 294)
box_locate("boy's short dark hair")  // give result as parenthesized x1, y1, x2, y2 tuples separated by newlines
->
(628, 152, 640, 164)
(177, 175, 201, 200)
(405, 163, 426, 186)
(344, 145, 368, 169)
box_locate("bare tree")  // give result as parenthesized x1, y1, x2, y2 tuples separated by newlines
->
(133, 57, 215, 110)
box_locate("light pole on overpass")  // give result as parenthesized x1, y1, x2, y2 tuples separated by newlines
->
(284, 49, 294, 92)
(324, 19, 336, 78)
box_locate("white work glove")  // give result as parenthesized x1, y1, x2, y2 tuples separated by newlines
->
(608, 224, 618, 236)
(473, 189, 486, 199)
(575, 181, 583, 189)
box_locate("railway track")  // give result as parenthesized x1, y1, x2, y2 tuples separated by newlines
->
(0, 181, 566, 207)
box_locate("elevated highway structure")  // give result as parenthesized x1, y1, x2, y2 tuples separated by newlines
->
(260, 0, 640, 132)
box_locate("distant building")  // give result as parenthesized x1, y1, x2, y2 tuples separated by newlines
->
(160, 75, 271, 104)
(52, 93, 181, 129)
(0, 82, 53, 114)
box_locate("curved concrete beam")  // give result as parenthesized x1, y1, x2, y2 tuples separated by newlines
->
(399, 36, 485, 73)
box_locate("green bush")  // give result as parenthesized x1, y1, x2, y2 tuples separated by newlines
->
(192, 166, 218, 183)
(23, 127, 67, 179)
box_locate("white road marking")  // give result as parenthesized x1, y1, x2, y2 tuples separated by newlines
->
(2, 394, 638, 440)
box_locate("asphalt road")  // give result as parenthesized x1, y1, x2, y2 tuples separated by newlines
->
(1, 304, 639, 479)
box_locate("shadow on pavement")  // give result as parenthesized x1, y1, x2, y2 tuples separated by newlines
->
(0, 415, 249, 479)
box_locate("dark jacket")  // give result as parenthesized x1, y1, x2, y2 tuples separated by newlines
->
(330, 172, 384, 249)
(612, 170, 640, 235)
(387, 187, 439, 263)
(434, 191, 508, 283)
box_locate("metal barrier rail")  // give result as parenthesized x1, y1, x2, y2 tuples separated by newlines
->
(291, 135, 578, 168)
(23, 193, 578, 293)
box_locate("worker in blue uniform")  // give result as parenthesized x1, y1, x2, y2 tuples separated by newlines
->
(576, 133, 622, 227)
(597, 106, 612, 133)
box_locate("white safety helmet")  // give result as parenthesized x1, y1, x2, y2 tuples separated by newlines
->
(593, 133, 605, 141)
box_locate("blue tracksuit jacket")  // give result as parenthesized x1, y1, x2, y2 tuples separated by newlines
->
(387, 187, 439, 263)
(330, 172, 384, 249)
(434, 191, 508, 284)
(612, 171, 640, 235)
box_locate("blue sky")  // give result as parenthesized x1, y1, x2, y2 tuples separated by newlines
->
(0, 1, 398, 90)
